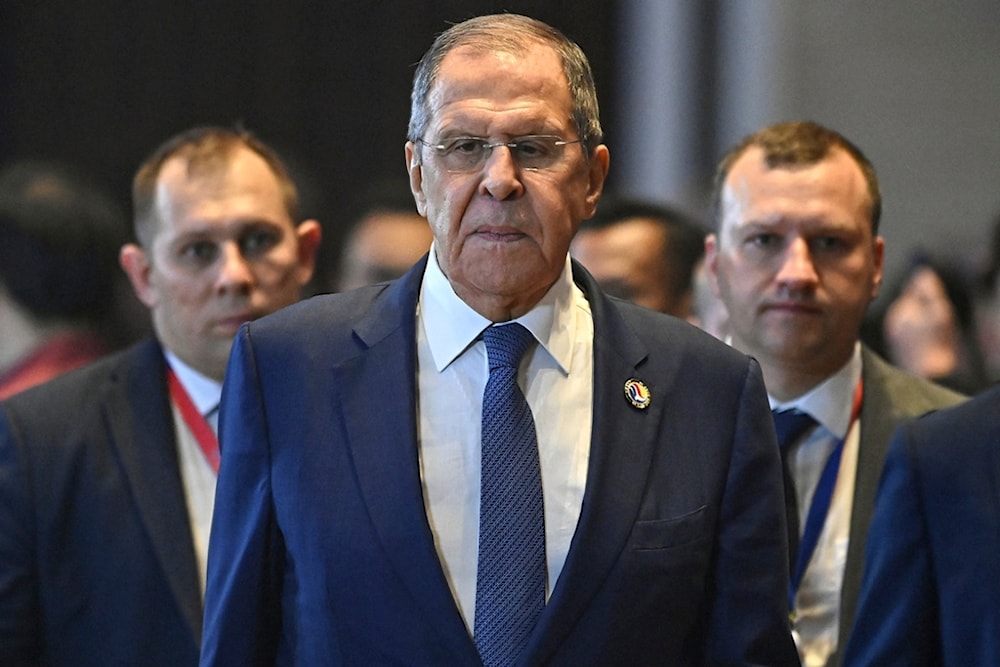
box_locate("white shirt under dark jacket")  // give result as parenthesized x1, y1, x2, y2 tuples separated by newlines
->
(164, 350, 222, 599)
(416, 246, 594, 635)
(770, 344, 862, 667)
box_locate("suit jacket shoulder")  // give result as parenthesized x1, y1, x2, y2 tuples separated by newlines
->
(861, 347, 966, 420)
(855, 346, 966, 503)
(852, 346, 967, 541)
(248, 258, 752, 377)
(903, 383, 1000, 461)
(3, 339, 164, 432)
(245, 266, 419, 362)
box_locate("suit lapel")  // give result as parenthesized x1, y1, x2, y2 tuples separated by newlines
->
(525, 265, 674, 662)
(104, 340, 203, 645)
(850, 351, 899, 556)
(336, 262, 480, 662)
(838, 348, 943, 665)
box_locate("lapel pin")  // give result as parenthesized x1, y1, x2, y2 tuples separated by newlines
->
(624, 378, 651, 410)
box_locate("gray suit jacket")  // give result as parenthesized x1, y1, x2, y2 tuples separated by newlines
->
(830, 347, 965, 666)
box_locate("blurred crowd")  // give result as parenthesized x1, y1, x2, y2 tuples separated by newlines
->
(0, 158, 432, 399)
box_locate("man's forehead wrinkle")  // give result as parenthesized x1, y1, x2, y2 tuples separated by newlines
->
(428, 45, 569, 113)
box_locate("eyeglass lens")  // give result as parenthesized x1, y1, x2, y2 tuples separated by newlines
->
(425, 136, 579, 172)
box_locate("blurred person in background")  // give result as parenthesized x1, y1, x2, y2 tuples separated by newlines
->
(974, 210, 1000, 385)
(0, 126, 321, 666)
(329, 177, 433, 292)
(571, 193, 706, 320)
(0, 160, 128, 399)
(863, 251, 988, 395)
(689, 257, 729, 340)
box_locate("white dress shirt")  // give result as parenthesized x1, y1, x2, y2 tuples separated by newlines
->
(416, 246, 594, 634)
(770, 343, 863, 667)
(164, 350, 222, 598)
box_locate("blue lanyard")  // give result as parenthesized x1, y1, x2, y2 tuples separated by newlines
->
(789, 380, 863, 611)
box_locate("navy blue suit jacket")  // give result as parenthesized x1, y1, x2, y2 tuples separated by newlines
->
(201, 259, 800, 666)
(844, 384, 1000, 666)
(0, 339, 202, 666)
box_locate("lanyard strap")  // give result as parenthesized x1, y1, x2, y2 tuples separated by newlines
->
(167, 367, 220, 474)
(789, 379, 863, 609)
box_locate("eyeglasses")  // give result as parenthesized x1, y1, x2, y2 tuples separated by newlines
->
(417, 135, 584, 173)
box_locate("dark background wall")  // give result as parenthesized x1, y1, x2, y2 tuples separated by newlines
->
(0, 1, 618, 272)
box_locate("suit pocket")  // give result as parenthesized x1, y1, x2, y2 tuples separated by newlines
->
(630, 505, 708, 551)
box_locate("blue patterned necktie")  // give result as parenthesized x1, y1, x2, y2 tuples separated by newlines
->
(771, 409, 817, 570)
(475, 323, 546, 667)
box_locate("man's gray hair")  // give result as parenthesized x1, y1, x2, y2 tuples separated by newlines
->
(407, 14, 603, 156)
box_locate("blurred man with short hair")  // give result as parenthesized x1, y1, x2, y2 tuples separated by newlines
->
(0, 126, 321, 666)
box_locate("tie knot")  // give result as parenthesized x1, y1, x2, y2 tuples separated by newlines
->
(772, 409, 818, 451)
(483, 323, 535, 371)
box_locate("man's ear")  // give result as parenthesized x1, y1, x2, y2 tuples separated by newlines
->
(583, 144, 610, 217)
(294, 220, 323, 286)
(119, 243, 158, 308)
(405, 141, 428, 217)
(704, 234, 722, 298)
(870, 235, 885, 301)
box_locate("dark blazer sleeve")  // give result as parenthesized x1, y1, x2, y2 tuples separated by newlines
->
(0, 405, 40, 664)
(842, 422, 940, 666)
(835, 347, 966, 661)
(201, 323, 286, 666)
(845, 386, 1000, 667)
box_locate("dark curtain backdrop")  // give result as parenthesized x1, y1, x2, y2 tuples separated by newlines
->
(1, 1, 618, 279)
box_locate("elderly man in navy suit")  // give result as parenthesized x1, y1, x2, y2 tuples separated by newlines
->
(202, 14, 799, 666)
(0, 126, 321, 666)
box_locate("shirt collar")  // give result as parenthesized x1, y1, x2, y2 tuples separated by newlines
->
(163, 349, 223, 416)
(419, 242, 577, 373)
(769, 342, 863, 439)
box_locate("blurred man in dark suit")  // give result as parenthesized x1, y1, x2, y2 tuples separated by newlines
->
(0, 126, 321, 666)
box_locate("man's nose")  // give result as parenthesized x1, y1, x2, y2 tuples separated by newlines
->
(478, 145, 525, 201)
(775, 237, 819, 287)
(215, 242, 254, 293)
